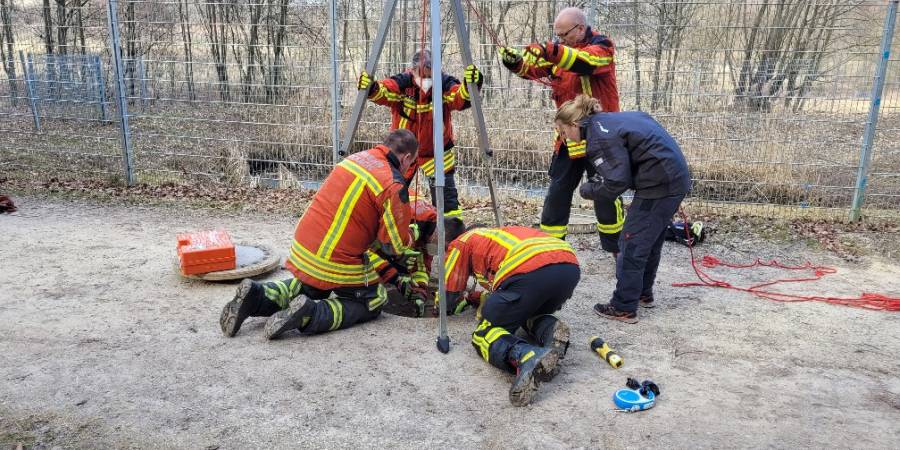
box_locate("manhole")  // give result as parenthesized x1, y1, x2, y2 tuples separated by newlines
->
(381, 285, 434, 318)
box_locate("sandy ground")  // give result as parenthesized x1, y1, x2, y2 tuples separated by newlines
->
(1, 197, 899, 449)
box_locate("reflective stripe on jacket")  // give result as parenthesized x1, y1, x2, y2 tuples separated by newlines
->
(286, 145, 412, 290)
(443, 226, 579, 293)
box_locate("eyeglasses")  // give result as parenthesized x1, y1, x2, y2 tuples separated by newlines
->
(555, 24, 580, 40)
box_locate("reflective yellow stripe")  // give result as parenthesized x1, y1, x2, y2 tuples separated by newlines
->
(458, 83, 470, 101)
(471, 228, 519, 250)
(398, 118, 409, 129)
(367, 251, 389, 271)
(292, 242, 368, 274)
(369, 84, 389, 102)
(597, 198, 625, 234)
(566, 139, 587, 158)
(368, 284, 388, 310)
(382, 199, 405, 253)
(580, 75, 592, 96)
(444, 209, 463, 219)
(318, 178, 366, 258)
(575, 49, 613, 67)
(520, 350, 535, 363)
(325, 298, 342, 331)
(288, 250, 377, 285)
(472, 320, 492, 360)
(443, 248, 461, 284)
(289, 242, 377, 285)
(540, 224, 568, 239)
(494, 241, 575, 287)
(338, 159, 384, 195)
(597, 222, 623, 234)
(558, 46, 577, 70)
(421, 149, 456, 176)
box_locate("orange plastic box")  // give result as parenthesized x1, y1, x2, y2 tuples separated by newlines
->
(177, 229, 236, 275)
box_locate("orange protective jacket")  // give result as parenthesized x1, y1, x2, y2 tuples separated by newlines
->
(443, 226, 579, 293)
(367, 72, 476, 176)
(286, 145, 412, 290)
(507, 28, 620, 158)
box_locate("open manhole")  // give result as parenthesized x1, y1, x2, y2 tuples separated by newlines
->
(381, 285, 434, 318)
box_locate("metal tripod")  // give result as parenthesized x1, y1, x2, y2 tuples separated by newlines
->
(337, 0, 503, 352)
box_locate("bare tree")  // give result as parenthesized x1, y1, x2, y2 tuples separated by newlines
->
(1, 0, 17, 105)
(178, 0, 196, 102)
(731, 0, 858, 112)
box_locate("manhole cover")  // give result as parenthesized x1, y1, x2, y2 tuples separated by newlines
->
(176, 243, 281, 281)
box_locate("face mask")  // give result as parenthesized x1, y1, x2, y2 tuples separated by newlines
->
(415, 77, 433, 93)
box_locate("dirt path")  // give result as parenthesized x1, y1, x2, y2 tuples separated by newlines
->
(1, 197, 898, 449)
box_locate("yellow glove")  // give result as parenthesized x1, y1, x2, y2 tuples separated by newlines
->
(463, 64, 482, 86)
(498, 47, 522, 66)
(409, 223, 421, 242)
(358, 71, 374, 91)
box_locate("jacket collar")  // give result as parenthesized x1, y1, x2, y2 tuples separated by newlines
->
(384, 147, 402, 170)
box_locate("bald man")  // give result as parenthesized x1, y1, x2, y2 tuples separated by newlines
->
(498, 7, 623, 255)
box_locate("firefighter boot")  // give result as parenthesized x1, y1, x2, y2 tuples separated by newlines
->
(507, 343, 559, 407)
(220, 279, 281, 337)
(525, 315, 570, 381)
(264, 295, 315, 340)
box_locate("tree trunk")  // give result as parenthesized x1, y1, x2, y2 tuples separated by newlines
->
(0, 0, 17, 106)
(631, 0, 641, 110)
(178, 0, 196, 102)
(42, 0, 54, 54)
(55, 0, 68, 55)
(76, 1, 86, 55)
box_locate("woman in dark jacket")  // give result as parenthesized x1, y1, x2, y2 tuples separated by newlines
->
(555, 95, 691, 323)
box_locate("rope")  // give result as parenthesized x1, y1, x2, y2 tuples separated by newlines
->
(462, 0, 554, 88)
(672, 208, 900, 312)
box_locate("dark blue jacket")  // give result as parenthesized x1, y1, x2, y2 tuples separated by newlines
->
(579, 111, 691, 201)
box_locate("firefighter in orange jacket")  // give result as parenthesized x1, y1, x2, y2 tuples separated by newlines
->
(219, 130, 419, 340)
(357, 50, 483, 222)
(442, 226, 581, 406)
(498, 7, 624, 254)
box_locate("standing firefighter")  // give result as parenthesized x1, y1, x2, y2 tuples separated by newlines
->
(498, 7, 623, 252)
(219, 130, 419, 339)
(442, 226, 580, 406)
(357, 50, 483, 223)
(555, 95, 691, 324)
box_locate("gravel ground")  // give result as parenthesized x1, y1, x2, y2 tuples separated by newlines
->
(1, 197, 898, 449)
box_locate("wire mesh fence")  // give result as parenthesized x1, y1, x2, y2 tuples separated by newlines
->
(0, 0, 898, 221)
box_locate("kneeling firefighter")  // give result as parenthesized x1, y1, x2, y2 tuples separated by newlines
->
(219, 130, 419, 340)
(441, 226, 581, 406)
(555, 95, 691, 324)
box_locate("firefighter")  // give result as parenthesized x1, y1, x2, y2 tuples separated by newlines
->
(219, 129, 419, 339)
(441, 225, 580, 406)
(357, 50, 483, 223)
(555, 95, 691, 323)
(497, 7, 623, 254)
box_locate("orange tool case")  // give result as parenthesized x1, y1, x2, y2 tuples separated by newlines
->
(177, 229, 236, 275)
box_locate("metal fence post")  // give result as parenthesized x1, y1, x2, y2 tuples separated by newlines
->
(328, 0, 341, 164)
(106, 0, 136, 185)
(18, 50, 40, 131)
(849, 0, 897, 221)
(93, 55, 109, 121)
